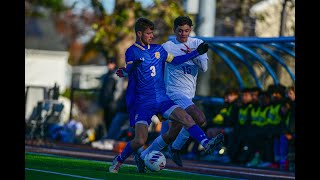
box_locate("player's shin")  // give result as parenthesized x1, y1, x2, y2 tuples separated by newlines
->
(172, 127, 190, 150)
(141, 135, 168, 160)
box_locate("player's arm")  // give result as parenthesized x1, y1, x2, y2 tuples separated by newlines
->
(117, 49, 144, 77)
(125, 74, 136, 109)
(116, 59, 142, 78)
(181, 42, 208, 72)
(126, 59, 143, 73)
(166, 42, 208, 65)
(193, 56, 208, 72)
(193, 40, 209, 72)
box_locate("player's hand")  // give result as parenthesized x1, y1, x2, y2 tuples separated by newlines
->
(196, 42, 208, 55)
(180, 43, 192, 54)
(116, 67, 128, 77)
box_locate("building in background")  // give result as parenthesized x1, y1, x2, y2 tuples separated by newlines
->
(25, 49, 72, 92)
(250, 0, 295, 37)
(72, 65, 108, 89)
(25, 49, 72, 120)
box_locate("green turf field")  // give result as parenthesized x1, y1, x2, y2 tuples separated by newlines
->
(25, 152, 236, 180)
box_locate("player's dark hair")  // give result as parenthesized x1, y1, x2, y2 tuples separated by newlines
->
(135, 18, 154, 33)
(174, 16, 193, 30)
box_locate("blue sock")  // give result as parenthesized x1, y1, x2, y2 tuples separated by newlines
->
(117, 142, 133, 163)
(187, 125, 208, 147)
(160, 120, 170, 135)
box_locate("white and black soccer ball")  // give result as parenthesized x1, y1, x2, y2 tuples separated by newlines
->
(144, 150, 166, 172)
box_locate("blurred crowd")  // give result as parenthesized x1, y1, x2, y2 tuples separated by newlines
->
(200, 85, 295, 171)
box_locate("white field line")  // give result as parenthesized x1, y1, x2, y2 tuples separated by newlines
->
(25, 168, 104, 180)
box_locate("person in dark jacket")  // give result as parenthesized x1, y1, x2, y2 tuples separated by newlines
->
(98, 58, 124, 134)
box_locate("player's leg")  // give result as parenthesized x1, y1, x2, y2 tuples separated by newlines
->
(169, 106, 223, 154)
(170, 104, 224, 166)
(171, 104, 206, 151)
(139, 100, 185, 164)
(109, 123, 148, 173)
(140, 120, 182, 160)
(109, 107, 151, 173)
(133, 122, 149, 173)
(169, 96, 207, 152)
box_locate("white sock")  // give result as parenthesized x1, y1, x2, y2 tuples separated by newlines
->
(140, 135, 168, 160)
(172, 127, 190, 150)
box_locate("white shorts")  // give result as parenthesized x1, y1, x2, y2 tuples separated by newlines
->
(168, 93, 194, 110)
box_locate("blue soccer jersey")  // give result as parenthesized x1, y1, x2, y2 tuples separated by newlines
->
(125, 42, 202, 126)
(125, 42, 171, 104)
(125, 42, 178, 126)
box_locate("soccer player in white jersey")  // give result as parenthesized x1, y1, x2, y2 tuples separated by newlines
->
(138, 16, 224, 167)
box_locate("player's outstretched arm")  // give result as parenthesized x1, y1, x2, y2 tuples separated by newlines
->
(169, 42, 208, 65)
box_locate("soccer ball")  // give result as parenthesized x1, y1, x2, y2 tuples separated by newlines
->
(144, 150, 166, 172)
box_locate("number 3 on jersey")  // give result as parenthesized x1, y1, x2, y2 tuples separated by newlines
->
(150, 66, 156, 77)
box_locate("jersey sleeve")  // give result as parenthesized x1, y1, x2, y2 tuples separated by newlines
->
(125, 48, 143, 74)
(192, 39, 208, 72)
(159, 43, 200, 65)
(168, 50, 199, 65)
(125, 74, 136, 112)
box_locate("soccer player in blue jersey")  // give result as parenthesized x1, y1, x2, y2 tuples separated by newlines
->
(138, 16, 224, 167)
(109, 17, 219, 173)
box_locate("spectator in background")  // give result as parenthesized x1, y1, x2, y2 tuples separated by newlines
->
(97, 58, 124, 138)
(209, 87, 239, 148)
(285, 86, 295, 171)
(245, 87, 264, 167)
(230, 88, 253, 164)
(266, 84, 288, 169)
(203, 87, 239, 163)
(255, 90, 274, 168)
(285, 86, 295, 134)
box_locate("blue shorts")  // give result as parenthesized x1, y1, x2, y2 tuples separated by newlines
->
(129, 99, 179, 127)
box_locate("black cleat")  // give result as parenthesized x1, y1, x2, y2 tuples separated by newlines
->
(168, 145, 183, 167)
(134, 153, 146, 173)
(204, 133, 224, 154)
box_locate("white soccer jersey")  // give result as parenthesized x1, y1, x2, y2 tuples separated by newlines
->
(162, 37, 208, 99)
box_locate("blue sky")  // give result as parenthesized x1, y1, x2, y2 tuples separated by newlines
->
(64, 0, 155, 14)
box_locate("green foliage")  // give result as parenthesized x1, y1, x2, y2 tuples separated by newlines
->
(90, 0, 185, 61)
(61, 88, 71, 99)
(60, 88, 98, 101)
(147, 0, 185, 43)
